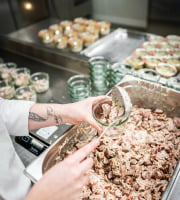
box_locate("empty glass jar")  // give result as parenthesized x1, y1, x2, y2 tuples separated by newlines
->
(89, 56, 110, 95)
(67, 74, 91, 102)
(110, 63, 134, 87)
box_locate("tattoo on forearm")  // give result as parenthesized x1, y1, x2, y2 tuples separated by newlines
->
(29, 112, 47, 122)
(29, 106, 62, 125)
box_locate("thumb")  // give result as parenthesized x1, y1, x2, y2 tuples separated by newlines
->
(87, 117, 103, 134)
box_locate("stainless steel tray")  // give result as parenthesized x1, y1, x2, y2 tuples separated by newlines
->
(81, 28, 147, 62)
(24, 75, 180, 200)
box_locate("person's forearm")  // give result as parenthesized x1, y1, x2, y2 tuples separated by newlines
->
(28, 103, 68, 130)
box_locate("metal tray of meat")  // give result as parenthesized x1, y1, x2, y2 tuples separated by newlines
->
(24, 75, 180, 200)
(81, 28, 148, 62)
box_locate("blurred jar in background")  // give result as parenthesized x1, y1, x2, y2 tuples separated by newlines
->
(67, 74, 91, 102)
(0, 80, 15, 99)
(89, 56, 110, 95)
(15, 86, 37, 102)
(31, 72, 49, 93)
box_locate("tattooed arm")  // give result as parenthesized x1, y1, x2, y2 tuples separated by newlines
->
(28, 96, 108, 132)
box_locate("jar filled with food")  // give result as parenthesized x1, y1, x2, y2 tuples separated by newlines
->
(13, 67, 31, 87)
(74, 17, 88, 25)
(80, 32, 97, 47)
(48, 24, 62, 36)
(0, 80, 15, 99)
(148, 35, 165, 42)
(92, 86, 132, 127)
(15, 86, 37, 101)
(53, 35, 68, 49)
(156, 63, 178, 78)
(68, 37, 83, 52)
(59, 20, 73, 32)
(125, 56, 144, 70)
(143, 57, 161, 69)
(31, 72, 49, 93)
(67, 74, 91, 102)
(89, 56, 110, 95)
(38, 29, 53, 44)
(97, 21, 111, 35)
(85, 25, 99, 39)
(72, 23, 85, 33)
(138, 68, 160, 82)
(1, 62, 17, 81)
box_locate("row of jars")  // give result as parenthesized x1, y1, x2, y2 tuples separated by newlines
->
(67, 56, 180, 102)
(0, 59, 49, 101)
(38, 18, 111, 52)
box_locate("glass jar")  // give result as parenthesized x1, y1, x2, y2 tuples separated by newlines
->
(138, 68, 160, 82)
(13, 67, 31, 87)
(72, 23, 85, 33)
(15, 86, 37, 101)
(68, 37, 83, 52)
(89, 56, 110, 95)
(80, 32, 97, 47)
(92, 86, 132, 127)
(31, 72, 49, 93)
(167, 75, 180, 91)
(109, 63, 134, 87)
(48, 24, 62, 36)
(156, 63, 177, 78)
(97, 21, 111, 35)
(1, 62, 17, 81)
(38, 29, 53, 44)
(59, 20, 73, 32)
(53, 35, 68, 49)
(0, 80, 15, 99)
(67, 74, 91, 102)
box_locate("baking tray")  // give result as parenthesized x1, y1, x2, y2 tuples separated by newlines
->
(81, 28, 147, 62)
(24, 75, 180, 199)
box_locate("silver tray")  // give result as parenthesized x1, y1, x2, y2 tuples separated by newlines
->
(81, 28, 147, 62)
(24, 75, 180, 200)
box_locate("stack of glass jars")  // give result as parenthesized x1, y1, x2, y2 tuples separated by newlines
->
(67, 74, 91, 102)
(89, 56, 110, 95)
(110, 63, 134, 87)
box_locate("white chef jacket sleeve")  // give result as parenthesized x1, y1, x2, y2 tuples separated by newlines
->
(0, 98, 35, 136)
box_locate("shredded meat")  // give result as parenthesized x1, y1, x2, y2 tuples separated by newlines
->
(56, 106, 180, 200)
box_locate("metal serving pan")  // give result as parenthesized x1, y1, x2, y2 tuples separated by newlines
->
(24, 75, 180, 200)
(81, 28, 147, 62)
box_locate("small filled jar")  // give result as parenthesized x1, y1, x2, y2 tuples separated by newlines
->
(1, 62, 17, 81)
(85, 25, 99, 39)
(74, 17, 88, 25)
(125, 56, 144, 70)
(67, 74, 91, 102)
(68, 37, 83, 52)
(72, 23, 85, 33)
(48, 24, 62, 36)
(38, 29, 53, 44)
(166, 35, 180, 42)
(15, 86, 37, 101)
(53, 35, 68, 49)
(92, 86, 132, 127)
(133, 48, 149, 58)
(138, 68, 160, 82)
(143, 57, 161, 69)
(0, 80, 15, 99)
(148, 35, 165, 42)
(156, 63, 178, 78)
(97, 21, 111, 35)
(59, 20, 73, 32)
(31, 72, 49, 93)
(13, 67, 31, 87)
(80, 32, 97, 47)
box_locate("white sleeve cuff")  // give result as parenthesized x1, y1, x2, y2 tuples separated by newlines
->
(0, 98, 35, 136)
